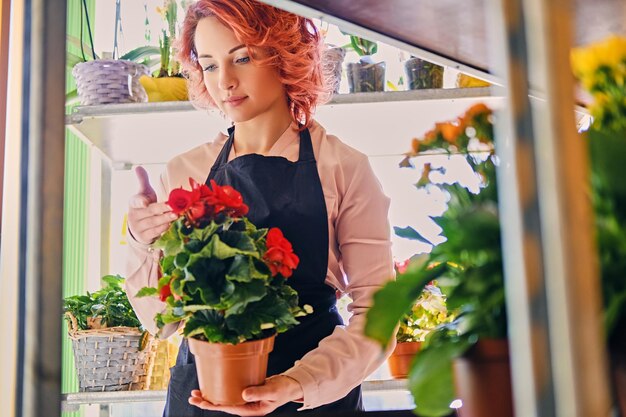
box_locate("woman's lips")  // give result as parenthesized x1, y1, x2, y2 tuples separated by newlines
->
(224, 96, 247, 107)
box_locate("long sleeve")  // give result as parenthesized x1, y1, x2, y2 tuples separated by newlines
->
(124, 175, 180, 338)
(282, 151, 396, 410)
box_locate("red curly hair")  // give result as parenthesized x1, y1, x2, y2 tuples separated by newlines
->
(176, 0, 332, 128)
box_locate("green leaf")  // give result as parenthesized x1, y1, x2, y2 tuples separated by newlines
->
(222, 280, 267, 316)
(135, 287, 158, 298)
(66, 35, 99, 59)
(365, 262, 447, 348)
(175, 252, 190, 269)
(409, 337, 472, 417)
(207, 233, 257, 260)
(394, 225, 434, 245)
(66, 52, 86, 69)
(120, 46, 161, 63)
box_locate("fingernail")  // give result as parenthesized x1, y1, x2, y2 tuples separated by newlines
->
(170, 213, 178, 220)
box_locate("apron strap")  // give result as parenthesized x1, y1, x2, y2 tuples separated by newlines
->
(210, 126, 235, 173)
(297, 127, 315, 162)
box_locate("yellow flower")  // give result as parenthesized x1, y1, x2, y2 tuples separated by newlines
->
(571, 35, 626, 78)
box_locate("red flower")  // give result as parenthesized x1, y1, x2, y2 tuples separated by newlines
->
(189, 178, 212, 199)
(167, 188, 196, 215)
(159, 282, 172, 302)
(263, 228, 299, 278)
(208, 180, 249, 217)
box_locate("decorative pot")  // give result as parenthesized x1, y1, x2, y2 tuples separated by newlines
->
(346, 57, 385, 93)
(188, 335, 275, 406)
(72, 59, 149, 105)
(453, 339, 513, 417)
(322, 45, 346, 94)
(139, 75, 189, 102)
(404, 57, 444, 90)
(387, 341, 421, 379)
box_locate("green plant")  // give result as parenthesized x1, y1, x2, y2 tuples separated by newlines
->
(63, 275, 142, 331)
(365, 103, 501, 417)
(395, 278, 450, 343)
(340, 30, 378, 57)
(156, 0, 182, 77)
(136, 179, 311, 344)
(572, 35, 626, 353)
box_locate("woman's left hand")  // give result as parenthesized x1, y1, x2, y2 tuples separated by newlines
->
(188, 375, 304, 416)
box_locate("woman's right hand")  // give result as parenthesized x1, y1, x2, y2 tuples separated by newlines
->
(128, 166, 178, 245)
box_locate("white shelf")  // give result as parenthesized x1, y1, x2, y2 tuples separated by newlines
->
(65, 87, 500, 167)
(61, 379, 408, 412)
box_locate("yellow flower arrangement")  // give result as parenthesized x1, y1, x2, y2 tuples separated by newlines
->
(571, 35, 626, 133)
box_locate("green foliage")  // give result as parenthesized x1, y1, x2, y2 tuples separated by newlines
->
(588, 127, 626, 348)
(139, 216, 309, 344)
(366, 104, 504, 416)
(63, 275, 141, 330)
(340, 30, 378, 57)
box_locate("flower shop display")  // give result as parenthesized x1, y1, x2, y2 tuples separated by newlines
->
(365, 103, 512, 417)
(404, 57, 444, 90)
(136, 178, 311, 405)
(571, 34, 626, 416)
(343, 33, 385, 93)
(63, 275, 154, 392)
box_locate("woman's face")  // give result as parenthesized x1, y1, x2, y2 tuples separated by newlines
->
(194, 17, 287, 123)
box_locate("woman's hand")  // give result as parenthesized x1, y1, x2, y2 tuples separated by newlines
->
(127, 166, 177, 245)
(188, 375, 304, 416)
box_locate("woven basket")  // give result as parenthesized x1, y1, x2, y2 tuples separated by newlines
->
(323, 45, 346, 93)
(145, 338, 179, 390)
(66, 313, 154, 392)
(72, 59, 149, 106)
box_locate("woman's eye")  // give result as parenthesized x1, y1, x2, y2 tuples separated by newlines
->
(203, 64, 217, 72)
(236, 56, 250, 64)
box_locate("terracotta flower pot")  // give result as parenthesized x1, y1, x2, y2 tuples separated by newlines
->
(453, 339, 514, 417)
(188, 335, 275, 406)
(387, 341, 421, 379)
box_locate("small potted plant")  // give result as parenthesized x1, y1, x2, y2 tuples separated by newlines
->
(63, 275, 154, 392)
(139, 0, 189, 102)
(342, 33, 385, 93)
(387, 266, 450, 379)
(66, 0, 163, 106)
(365, 104, 513, 417)
(404, 56, 444, 90)
(136, 178, 311, 406)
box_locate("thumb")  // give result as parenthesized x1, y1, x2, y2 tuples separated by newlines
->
(242, 384, 275, 402)
(135, 166, 157, 203)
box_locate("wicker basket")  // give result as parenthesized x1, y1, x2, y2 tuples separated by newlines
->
(145, 338, 179, 390)
(66, 313, 154, 392)
(72, 59, 149, 106)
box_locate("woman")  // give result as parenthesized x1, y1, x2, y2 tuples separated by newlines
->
(125, 0, 395, 415)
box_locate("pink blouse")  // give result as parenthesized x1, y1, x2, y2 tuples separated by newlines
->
(125, 120, 396, 409)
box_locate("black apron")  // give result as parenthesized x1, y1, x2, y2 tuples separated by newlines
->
(163, 126, 363, 416)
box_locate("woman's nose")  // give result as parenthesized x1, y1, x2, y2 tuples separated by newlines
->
(218, 67, 237, 91)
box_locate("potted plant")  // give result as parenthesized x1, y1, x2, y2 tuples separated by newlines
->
(365, 103, 513, 417)
(66, 1, 160, 106)
(139, 0, 189, 102)
(136, 178, 311, 406)
(571, 34, 626, 415)
(404, 57, 444, 90)
(342, 33, 385, 93)
(387, 264, 450, 379)
(63, 275, 154, 392)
